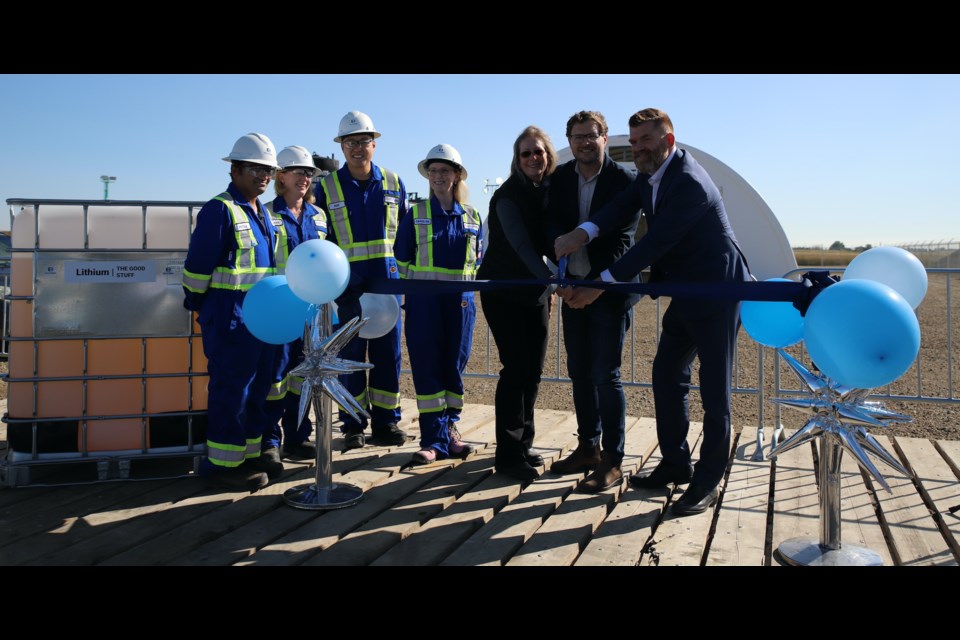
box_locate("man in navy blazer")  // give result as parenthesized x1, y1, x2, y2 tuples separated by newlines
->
(544, 110, 639, 494)
(556, 108, 750, 516)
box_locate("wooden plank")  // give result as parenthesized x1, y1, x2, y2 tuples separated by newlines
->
(0, 478, 182, 551)
(440, 411, 595, 566)
(371, 409, 577, 566)
(642, 423, 722, 567)
(572, 419, 666, 566)
(507, 417, 650, 566)
(705, 427, 771, 566)
(836, 443, 895, 566)
(1, 478, 207, 565)
(770, 429, 819, 565)
(865, 435, 955, 565)
(303, 417, 499, 566)
(230, 404, 495, 566)
(890, 436, 960, 563)
(140, 408, 494, 566)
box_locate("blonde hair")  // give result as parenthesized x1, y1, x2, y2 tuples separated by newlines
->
(274, 170, 316, 204)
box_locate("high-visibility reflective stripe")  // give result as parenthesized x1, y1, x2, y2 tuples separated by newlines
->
(215, 194, 257, 271)
(210, 268, 274, 290)
(206, 440, 247, 467)
(354, 388, 369, 409)
(268, 377, 287, 401)
(287, 374, 304, 395)
(402, 202, 480, 280)
(245, 437, 262, 460)
(182, 269, 211, 294)
(369, 387, 400, 410)
(416, 391, 446, 413)
(446, 391, 464, 410)
(209, 193, 282, 287)
(264, 201, 290, 270)
(322, 170, 400, 262)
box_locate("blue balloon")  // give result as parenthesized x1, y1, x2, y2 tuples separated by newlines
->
(285, 239, 350, 305)
(803, 279, 920, 389)
(740, 278, 805, 348)
(242, 275, 312, 345)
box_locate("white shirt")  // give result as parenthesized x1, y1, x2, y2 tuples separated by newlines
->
(579, 147, 677, 283)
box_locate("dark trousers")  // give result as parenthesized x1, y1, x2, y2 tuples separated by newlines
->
(561, 294, 631, 461)
(652, 301, 741, 489)
(481, 290, 549, 466)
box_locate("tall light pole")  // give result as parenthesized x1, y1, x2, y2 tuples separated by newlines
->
(482, 177, 503, 195)
(100, 175, 117, 200)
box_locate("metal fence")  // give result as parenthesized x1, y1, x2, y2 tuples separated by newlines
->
(458, 267, 960, 433)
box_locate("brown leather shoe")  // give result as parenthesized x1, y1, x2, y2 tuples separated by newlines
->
(550, 441, 601, 475)
(579, 450, 623, 493)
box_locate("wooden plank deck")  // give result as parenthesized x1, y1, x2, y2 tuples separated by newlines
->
(1, 399, 959, 566)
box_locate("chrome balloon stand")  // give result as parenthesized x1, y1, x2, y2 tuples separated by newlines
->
(769, 349, 912, 566)
(284, 304, 368, 510)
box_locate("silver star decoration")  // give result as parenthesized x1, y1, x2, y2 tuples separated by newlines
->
(289, 310, 374, 426)
(769, 349, 911, 492)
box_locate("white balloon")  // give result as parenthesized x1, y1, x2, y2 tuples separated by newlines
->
(358, 293, 400, 339)
(843, 246, 928, 309)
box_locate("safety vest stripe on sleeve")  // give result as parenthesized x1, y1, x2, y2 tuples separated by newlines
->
(369, 387, 401, 410)
(416, 390, 447, 414)
(182, 269, 211, 294)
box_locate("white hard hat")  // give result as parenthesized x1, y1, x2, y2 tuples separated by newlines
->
(222, 132, 279, 168)
(418, 144, 468, 180)
(334, 111, 381, 143)
(277, 145, 317, 171)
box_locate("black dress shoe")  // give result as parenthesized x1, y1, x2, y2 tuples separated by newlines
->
(495, 461, 540, 482)
(524, 449, 544, 467)
(671, 484, 720, 516)
(629, 460, 694, 489)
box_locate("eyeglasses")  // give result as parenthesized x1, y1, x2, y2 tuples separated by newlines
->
(284, 168, 317, 178)
(427, 167, 454, 177)
(520, 149, 545, 159)
(570, 133, 602, 143)
(342, 138, 374, 149)
(241, 163, 277, 178)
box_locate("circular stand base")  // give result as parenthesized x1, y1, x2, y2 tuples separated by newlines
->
(283, 482, 363, 510)
(775, 537, 884, 566)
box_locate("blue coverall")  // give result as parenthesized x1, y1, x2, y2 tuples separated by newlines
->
(394, 196, 482, 457)
(263, 194, 328, 450)
(315, 164, 407, 433)
(182, 183, 286, 471)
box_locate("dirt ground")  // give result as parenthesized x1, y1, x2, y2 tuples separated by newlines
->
(2, 273, 957, 442)
(401, 271, 960, 442)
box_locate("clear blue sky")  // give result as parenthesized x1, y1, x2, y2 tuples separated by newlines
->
(1, 74, 956, 248)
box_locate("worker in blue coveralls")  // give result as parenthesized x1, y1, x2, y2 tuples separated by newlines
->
(394, 144, 482, 466)
(315, 111, 410, 451)
(263, 145, 328, 461)
(182, 133, 287, 492)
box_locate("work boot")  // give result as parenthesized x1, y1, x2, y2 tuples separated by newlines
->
(342, 427, 366, 451)
(369, 422, 410, 446)
(550, 441, 601, 475)
(282, 440, 318, 461)
(245, 447, 284, 480)
(579, 450, 623, 493)
(203, 465, 269, 493)
(447, 424, 475, 459)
